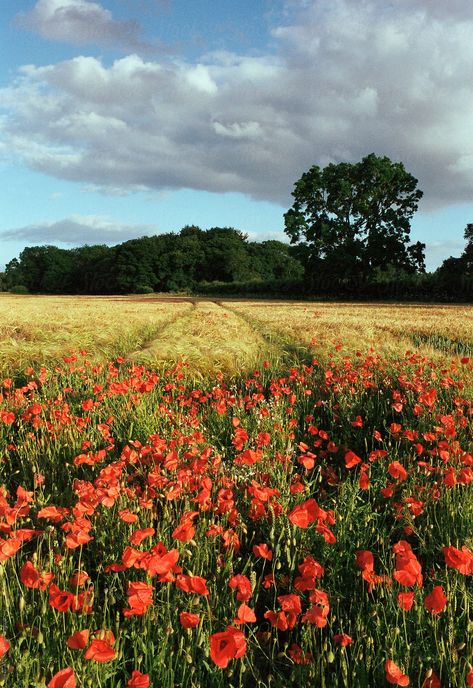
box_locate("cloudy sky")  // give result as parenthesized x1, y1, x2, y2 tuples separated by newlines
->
(1, 0, 472, 271)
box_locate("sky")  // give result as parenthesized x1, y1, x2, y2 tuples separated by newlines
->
(1, 0, 472, 272)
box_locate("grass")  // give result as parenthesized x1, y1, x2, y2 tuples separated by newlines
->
(0, 294, 472, 687)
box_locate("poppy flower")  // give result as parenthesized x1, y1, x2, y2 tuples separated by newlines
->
(67, 630, 89, 650)
(179, 612, 200, 629)
(234, 603, 257, 624)
(175, 574, 209, 596)
(288, 498, 321, 528)
(388, 461, 408, 481)
(252, 543, 272, 560)
(333, 634, 353, 647)
(84, 639, 116, 662)
(129, 528, 155, 546)
(385, 659, 410, 686)
(127, 670, 150, 687)
(345, 451, 362, 468)
(0, 537, 22, 561)
(443, 545, 473, 575)
(0, 635, 10, 657)
(397, 592, 415, 611)
(49, 585, 74, 613)
(466, 667, 473, 687)
(228, 574, 252, 602)
(424, 586, 447, 614)
(20, 560, 54, 590)
(209, 626, 246, 668)
(421, 670, 441, 688)
(124, 581, 154, 617)
(287, 643, 312, 665)
(47, 667, 76, 688)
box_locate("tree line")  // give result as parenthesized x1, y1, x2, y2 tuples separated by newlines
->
(1, 227, 303, 295)
(2, 154, 472, 299)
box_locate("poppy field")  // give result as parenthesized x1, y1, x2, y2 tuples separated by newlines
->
(0, 295, 472, 687)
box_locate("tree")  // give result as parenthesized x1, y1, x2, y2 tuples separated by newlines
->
(284, 154, 425, 287)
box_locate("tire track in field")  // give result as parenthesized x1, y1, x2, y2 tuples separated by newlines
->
(125, 300, 196, 360)
(215, 300, 314, 366)
(127, 300, 271, 373)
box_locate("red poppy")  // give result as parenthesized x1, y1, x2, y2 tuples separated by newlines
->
(252, 543, 272, 560)
(49, 585, 74, 613)
(179, 612, 200, 629)
(388, 461, 408, 481)
(144, 547, 179, 577)
(127, 670, 150, 688)
(288, 498, 321, 528)
(467, 667, 473, 687)
(175, 574, 209, 596)
(67, 630, 89, 650)
(20, 560, 54, 590)
(84, 639, 116, 662)
(228, 574, 252, 602)
(397, 592, 415, 611)
(345, 451, 362, 468)
(443, 545, 473, 575)
(234, 603, 257, 624)
(129, 528, 155, 546)
(287, 643, 312, 665)
(209, 626, 246, 668)
(421, 670, 441, 688)
(424, 586, 447, 614)
(0, 635, 10, 657)
(333, 634, 353, 647)
(124, 581, 154, 617)
(0, 537, 21, 561)
(47, 667, 76, 688)
(385, 659, 410, 686)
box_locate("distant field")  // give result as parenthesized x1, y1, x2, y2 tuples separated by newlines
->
(1, 294, 472, 375)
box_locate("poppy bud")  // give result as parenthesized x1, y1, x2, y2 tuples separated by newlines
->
(327, 651, 335, 663)
(19, 596, 25, 612)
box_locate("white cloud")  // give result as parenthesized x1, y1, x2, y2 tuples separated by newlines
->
(2, 1, 473, 209)
(0, 215, 157, 245)
(16, 0, 159, 52)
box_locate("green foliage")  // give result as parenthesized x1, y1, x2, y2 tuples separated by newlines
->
(9, 284, 30, 294)
(284, 154, 425, 285)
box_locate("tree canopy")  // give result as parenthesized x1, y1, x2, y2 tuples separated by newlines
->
(284, 153, 425, 284)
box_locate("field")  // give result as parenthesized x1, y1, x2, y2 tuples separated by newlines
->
(0, 294, 472, 688)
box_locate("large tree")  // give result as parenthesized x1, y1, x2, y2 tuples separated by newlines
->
(284, 153, 425, 285)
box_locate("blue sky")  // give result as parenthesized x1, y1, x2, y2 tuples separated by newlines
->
(1, 0, 472, 272)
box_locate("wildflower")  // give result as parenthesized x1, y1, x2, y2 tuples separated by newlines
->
(20, 560, 54, 590)
(47, 667, 76, 688)
(84, 638, 116, 662)
(234, 603, 257, 624)
(288, 643, 312, 664)
(421, 670, 441, 688)
(288, 498, 322, 528)
(385, 659, 410, 686)
(127, 670, 150, 687)
(67, 630, 89, 650)
(0, 635, 10, 657)
(443, 545, 473, 575)
(49, 585, 74, 613)
(124, 581, 154, 617)
(424, 586, 447, 614)
(175, 574, 209, 596)
(209, 626, 246, 668)
(253, 543, 273, 560)
(179, 612, 200, 629)
(397, 592, 415, 611)
(333, 634, 353, 647)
